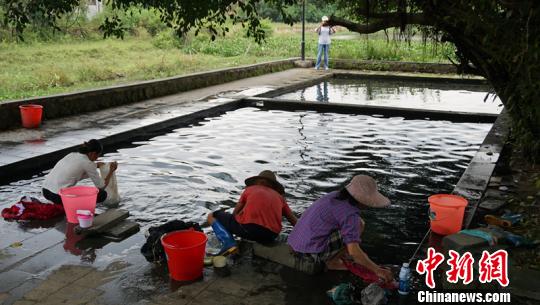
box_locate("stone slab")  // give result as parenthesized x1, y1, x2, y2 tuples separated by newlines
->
(471, 151, 500, 164)
(442, 227, 506, 252)
(102, 220, 140, 241)
(456, 174, 490, 191)
(483, 189, 509, 200)
(74, 209, 129, 236)
(478, 144, 504, 155)
(478, 198, 507, 212)
(0, 270, 34, 293)
(0, 229, 65, 272)
(252, 242, 320, 275)
(452, 187, 483, 201)
(463, 162, 497, 177)
(508, 267, 540, 301)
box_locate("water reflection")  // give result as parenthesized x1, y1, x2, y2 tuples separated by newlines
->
(315, 82, 329, 102)
(279, 78, 502, 114)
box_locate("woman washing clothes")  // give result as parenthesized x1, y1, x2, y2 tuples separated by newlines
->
(288, 175, 394, 283)
(42, 139, 118, 205)
(207, 170, 297, 255)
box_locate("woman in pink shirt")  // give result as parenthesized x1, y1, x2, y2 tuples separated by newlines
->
(207, 170, 297, 255)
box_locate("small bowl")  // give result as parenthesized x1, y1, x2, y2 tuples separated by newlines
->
(213, 256, 227, 268)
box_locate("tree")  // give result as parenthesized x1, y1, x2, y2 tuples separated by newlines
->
(2, 0, 539, 159)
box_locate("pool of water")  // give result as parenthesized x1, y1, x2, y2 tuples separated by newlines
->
(277, 78, 503, 114)
(0, 107, 491, 263)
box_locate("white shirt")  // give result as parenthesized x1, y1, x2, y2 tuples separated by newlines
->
(318, 26, 332, 45)
(43, 152, 105, 193)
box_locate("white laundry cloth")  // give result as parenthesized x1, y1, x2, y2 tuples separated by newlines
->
(98, 163, 121, 207)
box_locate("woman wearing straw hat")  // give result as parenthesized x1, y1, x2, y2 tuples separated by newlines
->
(207, 170, 297, 255)
(314, 15, 336, 70)
(287, 175, 394, 282)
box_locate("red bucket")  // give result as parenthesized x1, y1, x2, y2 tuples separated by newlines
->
(161, 230, 207, 281)
(19, 104, 43, 128)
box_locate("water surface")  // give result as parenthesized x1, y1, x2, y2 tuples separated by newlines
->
(278, 78, 502, 114)
(0, 108, 491, 263)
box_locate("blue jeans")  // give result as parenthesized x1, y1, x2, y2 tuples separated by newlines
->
(315, 44, 330, 69)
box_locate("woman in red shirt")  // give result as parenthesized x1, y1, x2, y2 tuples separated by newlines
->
(207, 170, 297, 255)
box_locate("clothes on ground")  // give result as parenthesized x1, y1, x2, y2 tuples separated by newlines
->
(235, 185, 293, 234)
(342, 260, 398, 290)
(459, 229, 497, 246)
(2, 196, 64, 221)
(213, 210, 277, 244)
(141, 220, 202, 263)
(98, 163, 120, 206)
(42, 188, 107, 205)
(42, 152, 105, 193)
(288, 191, 362, 254)
(326, 283, 358, 305)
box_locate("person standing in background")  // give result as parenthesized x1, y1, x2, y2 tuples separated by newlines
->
(315, 16, 336, 70)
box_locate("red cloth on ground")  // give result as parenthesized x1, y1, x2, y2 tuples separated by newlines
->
(343, 260, 398, 290)
(2, 197, 64, 221)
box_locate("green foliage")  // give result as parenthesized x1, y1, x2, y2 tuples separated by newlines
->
(0, 22, 450, 101)
(256, 1, 339, 23)
(243, 18, 273, 38)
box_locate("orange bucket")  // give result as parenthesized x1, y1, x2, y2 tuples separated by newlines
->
(19, 104, 43, 128)
(428, 194, 468, 235)
(161, 230, 207, 281)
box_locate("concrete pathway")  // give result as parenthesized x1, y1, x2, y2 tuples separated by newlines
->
(0, 68, 323, 170)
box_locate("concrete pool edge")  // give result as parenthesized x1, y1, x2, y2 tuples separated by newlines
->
(0, 58, 299, 131)
(0, 96, 500, 184)
(2, 61, 485, 132)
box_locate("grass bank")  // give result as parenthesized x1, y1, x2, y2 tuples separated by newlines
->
(0, 23, 455, 101)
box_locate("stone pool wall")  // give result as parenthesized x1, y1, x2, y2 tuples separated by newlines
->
(0, 59, 298, 131)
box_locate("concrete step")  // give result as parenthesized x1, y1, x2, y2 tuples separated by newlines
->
(252, 242, 322, 275)
(74, 209, 129, 236)
(103, 220, 140, 241)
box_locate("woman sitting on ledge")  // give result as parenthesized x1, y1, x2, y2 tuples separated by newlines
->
(287, 175, 393, 282)
(42, 139, 118, 205)
(207, 170, 297, 255)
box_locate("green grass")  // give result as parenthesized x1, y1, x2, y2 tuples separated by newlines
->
(0, 23, 454, 101)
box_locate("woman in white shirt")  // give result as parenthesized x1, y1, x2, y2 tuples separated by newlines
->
(42, 139, 118, 205)
(315, 16, 336, 70)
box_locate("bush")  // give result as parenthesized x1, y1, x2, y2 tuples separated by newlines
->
(152, 29, 183, 49)
(243, 18, 274, 38)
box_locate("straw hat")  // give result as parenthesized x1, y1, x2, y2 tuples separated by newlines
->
(321, 16, 329, 22)
(345, 175, 390, 208)
(245, 170, 285, 195)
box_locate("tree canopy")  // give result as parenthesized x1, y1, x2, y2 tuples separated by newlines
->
(2, 0, 539, 159)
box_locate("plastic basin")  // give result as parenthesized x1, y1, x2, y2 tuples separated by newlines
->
(161, 230, 207, 281)
(428, 194, 468, 235)
(19, 104, 43, 129)
(59, 186, 98, 223)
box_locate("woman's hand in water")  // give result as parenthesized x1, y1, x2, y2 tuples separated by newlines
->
(110, 161, 118, 172)
(375, 267, 394, 283)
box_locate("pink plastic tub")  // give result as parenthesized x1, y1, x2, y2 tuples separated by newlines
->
(59, 186, 98, 223)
